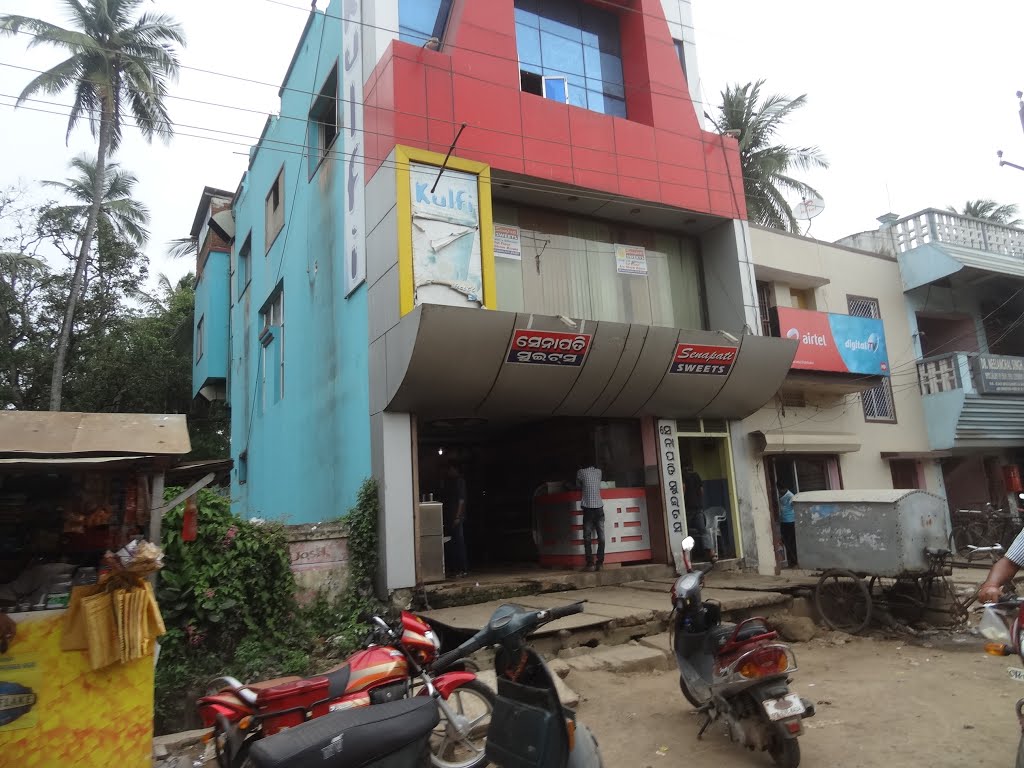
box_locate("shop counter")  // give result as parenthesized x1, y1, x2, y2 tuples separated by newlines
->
(0, 609, 154, 766)
(533, 488, 652, 567)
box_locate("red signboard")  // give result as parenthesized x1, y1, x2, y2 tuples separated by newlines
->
(775, 306, 889, 375)
(669, 343, 737, 375)
(505, 329, 592, 367)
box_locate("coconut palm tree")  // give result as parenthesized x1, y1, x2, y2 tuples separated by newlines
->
(713, 80, 829, 233)
(43, 155, 150, 247)
(0, 0, 185, 410)
(949, 200, 1022, 227)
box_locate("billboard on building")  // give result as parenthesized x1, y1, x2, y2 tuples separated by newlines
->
(775, 307, 889, 376)
(408, 162, 484, 308)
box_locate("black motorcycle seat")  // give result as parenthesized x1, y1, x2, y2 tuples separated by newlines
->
(322, 663, 352, 698)
(247, 697, 439, 768)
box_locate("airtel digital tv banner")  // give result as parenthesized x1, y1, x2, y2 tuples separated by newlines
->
(775, 307, 889, 376)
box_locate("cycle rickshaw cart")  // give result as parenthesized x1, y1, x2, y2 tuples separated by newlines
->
(793, 490, 968, 635)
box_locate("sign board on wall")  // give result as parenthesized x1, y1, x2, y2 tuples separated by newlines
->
(669, 343, 737, 375)
(657, 420, 687, 574)
(494, 224, 522, 260)
(409, 162, 484, 308)
(615, 244, 648, 276)
(342, 0, 365, 296)
(972, 354, 1024, 395)
(775, 307, 889, 376)
(505, 329, 592, 367)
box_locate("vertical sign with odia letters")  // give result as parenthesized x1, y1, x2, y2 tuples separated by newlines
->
(657, 419, 686, 574)
(342, 0, 365, 296)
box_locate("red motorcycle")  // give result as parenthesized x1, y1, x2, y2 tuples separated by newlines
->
(198, 611, 494, 768)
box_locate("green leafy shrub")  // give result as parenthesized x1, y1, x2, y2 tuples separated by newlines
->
(154, 479, 384, 734)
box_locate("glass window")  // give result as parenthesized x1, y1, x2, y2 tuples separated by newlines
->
(514, 0, 626, 117)
(308, 65, 338, 178)
(237, 233, 251, 298)
(492, 205, 705, 329)
(398, 0, 453, 45)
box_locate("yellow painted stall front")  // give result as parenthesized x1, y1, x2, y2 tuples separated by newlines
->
(0, 610, 154, 767)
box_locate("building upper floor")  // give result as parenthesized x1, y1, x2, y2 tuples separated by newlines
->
(750, 226, 899, 401)
(839, 210, 1024, 451)
(362, 0, 744, 219)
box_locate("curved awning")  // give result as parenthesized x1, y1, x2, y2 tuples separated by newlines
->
(381, 304, 797, 420)
(753, 430, 862, 455)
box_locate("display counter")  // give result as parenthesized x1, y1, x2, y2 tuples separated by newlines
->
(0, 608, 155, 765)
(533, 488, 652, 567)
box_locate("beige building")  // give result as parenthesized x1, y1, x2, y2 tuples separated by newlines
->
(738, 226, 944, 573)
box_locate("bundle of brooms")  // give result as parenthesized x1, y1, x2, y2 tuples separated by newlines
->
(63, 543, 167, 670)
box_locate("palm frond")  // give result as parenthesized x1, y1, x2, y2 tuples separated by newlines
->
(167, 237, 198, 259)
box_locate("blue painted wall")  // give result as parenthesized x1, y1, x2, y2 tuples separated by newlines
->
(193, 250, 230, 397)
(226, 3, 371, 524)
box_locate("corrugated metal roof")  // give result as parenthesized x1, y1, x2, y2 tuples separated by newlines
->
(0, 412, 191, 457)
(793, 489, 944, 504)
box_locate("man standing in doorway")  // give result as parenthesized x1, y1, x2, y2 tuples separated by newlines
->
(778, 482, 798, 568)
(444, 463, 469, 578)
(684, 462, 716, 562)
(577, 460, 604, 571)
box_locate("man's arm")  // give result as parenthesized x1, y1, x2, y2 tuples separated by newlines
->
(979, 528, 1024, 602)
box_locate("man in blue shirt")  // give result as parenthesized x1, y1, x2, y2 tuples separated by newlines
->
(778, 482, 797, 568)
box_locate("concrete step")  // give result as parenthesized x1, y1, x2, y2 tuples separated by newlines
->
(423, 563, 677, 609)
(420, 583, 794, 656)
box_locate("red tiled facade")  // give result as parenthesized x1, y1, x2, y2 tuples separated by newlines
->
(364, 0, 746, 219)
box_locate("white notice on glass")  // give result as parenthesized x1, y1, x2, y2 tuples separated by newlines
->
(494, 224, 522, 260)
(615, 244, 648, 276)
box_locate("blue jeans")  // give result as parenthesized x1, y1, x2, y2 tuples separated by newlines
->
(582, 507, 605, 565)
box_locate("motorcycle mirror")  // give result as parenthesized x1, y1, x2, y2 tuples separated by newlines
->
(681, 536, 696, 553)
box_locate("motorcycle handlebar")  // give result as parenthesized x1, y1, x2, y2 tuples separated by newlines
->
(542, 601, 586, 622)
(432, 634, 486, 673)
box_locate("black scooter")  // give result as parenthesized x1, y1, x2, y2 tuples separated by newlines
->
(243, 602, 601, 768)
(671, 536, 814, 767)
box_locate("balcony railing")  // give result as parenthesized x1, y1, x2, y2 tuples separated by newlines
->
(917, 350, 1024, 397)
(892, 209, 1024, 258)
(917, 352, 968, 395)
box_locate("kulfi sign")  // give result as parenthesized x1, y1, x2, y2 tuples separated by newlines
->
(669, 343, 737, 375)
(505, 329, 592, 367)
(409, 162, 483, 309)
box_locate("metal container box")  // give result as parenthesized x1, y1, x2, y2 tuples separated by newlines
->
(792, 490, 949, 576)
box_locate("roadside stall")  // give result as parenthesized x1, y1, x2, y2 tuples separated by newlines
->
(0, 412, 191, 766)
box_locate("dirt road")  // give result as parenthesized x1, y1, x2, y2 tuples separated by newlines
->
(572, 634, 1019, 768)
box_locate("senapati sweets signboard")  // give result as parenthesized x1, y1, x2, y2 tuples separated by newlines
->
(972, 354, 1024, 395)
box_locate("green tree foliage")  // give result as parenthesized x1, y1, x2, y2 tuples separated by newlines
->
(950, 200, 1022, 226)
(0, 184, 227, 458)
(712, 80, 829, 233)
(0, 0, 185, 409)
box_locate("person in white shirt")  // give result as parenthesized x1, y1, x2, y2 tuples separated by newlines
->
(577, 462, 604, 572)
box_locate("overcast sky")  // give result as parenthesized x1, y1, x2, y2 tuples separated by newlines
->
(2, 0, 1023, 289)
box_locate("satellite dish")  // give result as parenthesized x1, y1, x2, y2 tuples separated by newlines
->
(794, 194, 826, 221)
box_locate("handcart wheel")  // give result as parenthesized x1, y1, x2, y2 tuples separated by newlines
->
(815, 569, 872, 635)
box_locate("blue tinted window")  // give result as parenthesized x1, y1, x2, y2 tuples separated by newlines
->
(513, 0, 625, 118)
(399, 0, 452, 45)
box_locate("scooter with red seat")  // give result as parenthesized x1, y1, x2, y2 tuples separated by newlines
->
(197, 610, 493, 768)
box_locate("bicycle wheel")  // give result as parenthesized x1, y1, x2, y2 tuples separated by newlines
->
(950, 526, 976, 557)
(815, 570, 872, 635)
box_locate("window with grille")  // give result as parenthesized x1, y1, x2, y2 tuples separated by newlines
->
(848, 295, 896, 422)
(756, 280, 773, 336)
